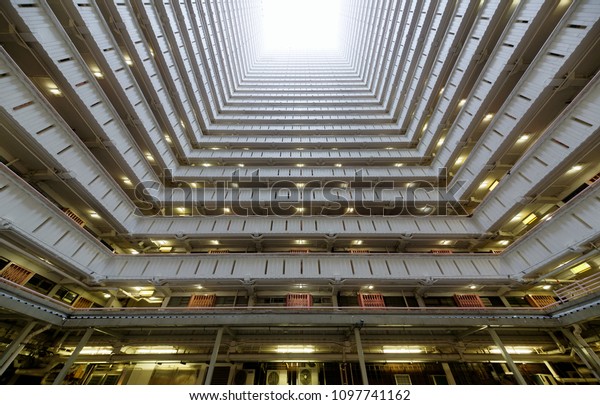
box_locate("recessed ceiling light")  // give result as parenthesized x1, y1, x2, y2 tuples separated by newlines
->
(201, 163, 212, 167)
(93, 71, 104, 78)
(89, 211, 101, 219)
(145, 153, 154, 162)
(352, 240, 363, 245)
(385, 147, 394, 150)
(522, 213, 537, 225)
(124, 57, 133, 66)
(568, 164, 583, 173)
(345, 207, 354, 214)
(223, 208, 231, 214)
(295, 240, 308, 245)
(517, 134, 530, 143)
(296, 163, 305, 167)
(296, 207, 305, 213)
(394, 163, 404, 167)
(122, 177, 132, 185)
(458, 99, 466, 107)
(437, 137, 444, 147)
(483, 113, 494, 121)
(334, 163, 343, 167)
(49, 88, 62, 96)
(164, 134, 172, 143)
(238, 163, 245, 167)
(209, 240, 220, 245)
(296, 183, 305, 188)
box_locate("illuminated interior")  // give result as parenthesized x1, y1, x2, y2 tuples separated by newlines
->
(0, 0, 599, 386)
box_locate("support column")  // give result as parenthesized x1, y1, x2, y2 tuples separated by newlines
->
(0, 321, 37, 376)
(415, 295, 426, 307)
(52, 328, 94, 385)
(488, 329, 527, 385)
(442, 362, 456, 385)
(562, 327, 600, 378)
(354, 327, 369, 385)
(204, 327, 224, 385)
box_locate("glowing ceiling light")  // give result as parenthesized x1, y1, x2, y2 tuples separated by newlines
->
(145, 153, 154, 162)
(352, 240, 363, 245)
(367, 285, 374, 290)
(490, 347, 533, 355)
(458, 99, 466, 107)
(124, 57, 133, 66)
(275, 345, 315, 354)
(469, 285, 477, 290)
(483, 113, 494, 121)
(295, 207, 305, 213)
(49, 87, 62, 96)
(382, 346, 423, 354)
(129, 249, 140, 255)
(542, 285, 552, 290)
(209, 240, 220, 245)
(201, 163, 212, 167)
(295, 240, 308, 245)
(517, 134, 530, 143)
(164, 134, 172, 143)
(152, 240, 168, 246)
(296, 163, 305, 167)
(394, 163, 404, 167)
(334, 163, 343, 167)
(570, 262, 591, 274)
(296, 183, 305, 188)
(134, 347, 177, 355)
(437, 137, 444, 147)
(79, 347, 113, 355)
(103, 293, 111, 299)
(488, 180, 499, 191)
(93, 71, 104, 79)
(345, 207, 354, 214)
(262, 0, 341, 52)
(522, 213, 537, 225)
(238, 163, 245, 167)
(89, 211, 101, 219)
(568, 165, 583, 173)
(498, 240, 510, 246)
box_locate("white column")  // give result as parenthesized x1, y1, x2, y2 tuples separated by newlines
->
(52, 328, 94, 385)
(488, 329, 527, 385)
(0, 321, 37, 376)
(354, 327, 369, 385)
(204, 327, 224, 385)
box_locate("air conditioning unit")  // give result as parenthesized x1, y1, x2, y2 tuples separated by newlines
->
(233, 369, 255, 385)
(266, 370, 287, 385)
(297, 366, 319, 385)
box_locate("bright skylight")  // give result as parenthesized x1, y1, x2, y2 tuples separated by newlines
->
(262, 0, 341, 52)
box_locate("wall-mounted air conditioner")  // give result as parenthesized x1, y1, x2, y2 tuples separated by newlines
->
(266, 370, 287, 385)
(297, 366, 319, 385)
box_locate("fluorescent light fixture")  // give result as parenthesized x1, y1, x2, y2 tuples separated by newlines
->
(352, 240, 363, 245)
(522, 213, 537, 225)
(238, 163, 245, 167)
(498, 240, 510, 246)
(138, 289, 154, 297)
(93, 71, 103, 78)
(469, 285, 477, 290)
(385, 147, 394, 150)
(458, 99, 466, 107)
(517, 134, 530, 143)
(159, 246, 172, 253)
(542, 285, 552, 290)
(483, 113, 494, 121)
(488, 180, 499, 191)
(479, 181, 489, 189)
(296, 163, 305, 167)
(440, 240, 451, 245)
(201, 163, 212, 167)
(176, 207, 186, 213)
(152, 240, 168, 246)
(124, 57, 133, 66)
(145, 153, 154, 162)
(262, 0, 341, 52)
(89, 211, 101, 219)
(439, 87, 445, 95)
(570, 262, 591, 274)
(382, 346, 423, 354)
(296, 183, 306, 188)
(295, 207, 305, 213)
(210, 147, 220, 150)
(103, 293, 111, 299)
(190, 182, 198, 188)
(164, 134, 172, 143)
(394, 163, 404, 167)
(223, 208, 231, 214)
(345, 207, 354, 214)
(455, 156, 465, 165)
(209, 240, 220, 245)
(511, 214, 523, 222)
(437, 137, 444, 147)
(129, 249, 139, 255)
(180, 120, 185, 129)
(423, 123, 429, 132)
(122, 177, 132, 185)
(295, 240, 308, 245)
(296, 147, 304, 151)
(79, 347, 113, 355)
(334, 163, 343, 167)
(48, 87, 62, 96)
(134, 347, 177, 355)
(275, 345, 315, 354)
(490, 347, 533, 355)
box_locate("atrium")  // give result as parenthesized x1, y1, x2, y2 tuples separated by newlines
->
(0, 0, 600, 385)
